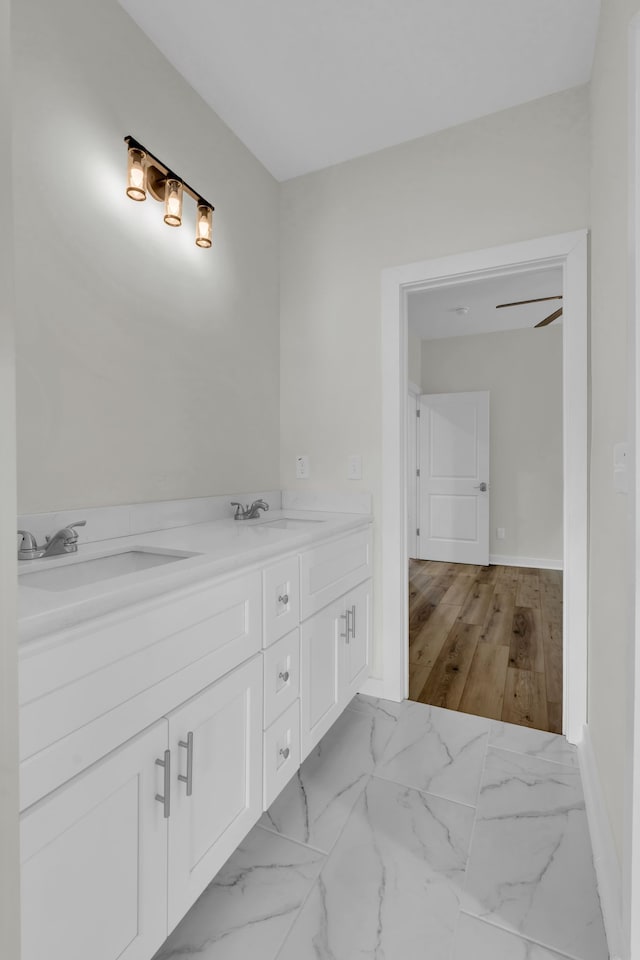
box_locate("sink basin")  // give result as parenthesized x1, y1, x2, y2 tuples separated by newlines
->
(19, 550, 194, 592)
(257, 518, 326, 531)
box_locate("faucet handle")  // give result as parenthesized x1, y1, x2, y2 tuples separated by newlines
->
(18, 530, 38, 550)
(68, 521, 87, 531)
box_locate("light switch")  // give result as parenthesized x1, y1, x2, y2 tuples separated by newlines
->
(296, 455, 310, 479)
(348, 455, 362, 480)
(614, 442, 629, 494)
(496, 527, 505, 540)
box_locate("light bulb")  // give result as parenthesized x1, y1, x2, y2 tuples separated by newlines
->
(195, 203, 213, 248)
(164, 178, 183, 227)
(126, 147, 146, 201)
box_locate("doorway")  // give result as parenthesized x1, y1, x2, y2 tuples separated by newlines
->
(406, 271, 564, 733)
(377, 231, 588, 744)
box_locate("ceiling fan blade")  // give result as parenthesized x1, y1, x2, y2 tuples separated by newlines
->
(496, 295, 563, 309)
(535, 307, 563, 328)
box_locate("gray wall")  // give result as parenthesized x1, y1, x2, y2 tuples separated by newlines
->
(13, 0, 281, 514)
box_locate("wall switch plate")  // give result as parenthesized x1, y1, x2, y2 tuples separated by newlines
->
(296, 455, 310, 479)
(496, 527, 505, 540)
(613, 442, 629, 494)
(347, 455, 362, 480)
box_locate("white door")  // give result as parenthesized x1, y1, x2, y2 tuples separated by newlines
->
(20, 721, 169, 960)
(167, 655, 263, 932)
(418, 391, 490, 565)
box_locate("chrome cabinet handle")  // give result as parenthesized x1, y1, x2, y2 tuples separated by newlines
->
(278, 593, 289, 605)
(473, 482, 488, 492)
(155, 749, 171, 818)
(278, 670, 290, 683)
(340, 611, 349, 641)
(350, 604, 356, 639)
(178, 731, 194, 797)
(279, 746, 290, 760)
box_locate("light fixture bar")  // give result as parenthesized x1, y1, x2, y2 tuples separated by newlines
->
(123, 135, 214, 212)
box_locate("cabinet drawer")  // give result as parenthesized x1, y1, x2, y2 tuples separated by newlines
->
(263, 700, 300, 809)
(263, 629, 300, 728)
(263, 556, 300, 646)
(300, 528, 372, 620)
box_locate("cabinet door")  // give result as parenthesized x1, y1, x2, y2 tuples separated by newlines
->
(167, 655, 263, 931)
(300, 598, 342, 760)
(340, 579, 372, 705)
(20, 721, 168, 960)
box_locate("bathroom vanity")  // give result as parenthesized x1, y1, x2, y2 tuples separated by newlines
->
(16, 510, 372, 960)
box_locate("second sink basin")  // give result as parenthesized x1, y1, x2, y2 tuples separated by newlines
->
(257, 518, 326, 531)
(19, 549, 195, 592)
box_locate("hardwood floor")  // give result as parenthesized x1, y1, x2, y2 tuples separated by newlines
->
(409, 559, 563, 733)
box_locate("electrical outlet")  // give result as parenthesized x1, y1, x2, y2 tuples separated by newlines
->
(347, 455, 362, 480)
(497, 527, 506, 540)
(296, 455, 310, 479)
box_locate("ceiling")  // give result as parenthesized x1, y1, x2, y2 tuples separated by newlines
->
(407, 267, 564, 340)
(119, 0, 600, 182)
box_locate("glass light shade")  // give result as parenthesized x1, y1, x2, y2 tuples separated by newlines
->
(195, 203, 213, 248)
(164, 178, 183, 227)
(126, 147, 147, 201)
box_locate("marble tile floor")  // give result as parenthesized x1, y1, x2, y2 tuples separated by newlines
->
(154, 696, 608, 960)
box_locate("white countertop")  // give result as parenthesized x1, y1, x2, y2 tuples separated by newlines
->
(18, 509, 371, 646)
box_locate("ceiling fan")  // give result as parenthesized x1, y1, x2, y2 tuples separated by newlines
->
(495, 294, 563, 327)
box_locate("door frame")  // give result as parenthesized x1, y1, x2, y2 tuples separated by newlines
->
(378, 230, 588, 744)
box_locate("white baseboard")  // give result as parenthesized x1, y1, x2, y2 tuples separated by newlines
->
(577, 725, 625, 960)
(489, 553, 563, 571)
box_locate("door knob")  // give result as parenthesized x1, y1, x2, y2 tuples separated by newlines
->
(474, 482, 488, 492)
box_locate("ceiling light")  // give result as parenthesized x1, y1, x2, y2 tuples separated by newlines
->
(124, 135, 215, 248)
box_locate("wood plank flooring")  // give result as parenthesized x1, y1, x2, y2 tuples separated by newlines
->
(409, 559, 563, 733)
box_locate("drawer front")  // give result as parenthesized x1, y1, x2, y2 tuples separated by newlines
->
(263, 556, 300, 647)
(263, 700, 300, 810)
(300, 528, 372, 620)
(263, 629, 300, 728)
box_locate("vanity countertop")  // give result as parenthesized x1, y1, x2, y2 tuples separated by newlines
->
(17, 510, 372, 646)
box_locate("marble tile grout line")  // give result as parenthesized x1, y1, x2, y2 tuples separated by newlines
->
(484, 741, 578, 766)
(368, 770, 479, 811)
(253, 822, 330, 858)
(458, 910, 593, 960)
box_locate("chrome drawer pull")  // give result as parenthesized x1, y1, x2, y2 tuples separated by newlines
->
(340, 612, 349, 641)
(278, 670, 290, 683)
(155, 749, 171, 818)
(351, 604, 356, 639)
(278, 593, 289, 605)
(279, 746, 290, 760)
(178, 731, 194, 797)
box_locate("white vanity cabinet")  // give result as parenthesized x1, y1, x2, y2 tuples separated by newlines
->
(299, 530, 372, 760)
(20, 721, 169, 960)
(18, 519, 373, 960)
(20, 655, 263, 960)
(167, 655, 263, 930)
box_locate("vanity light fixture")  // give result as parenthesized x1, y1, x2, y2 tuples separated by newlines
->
(124, 135, 214, 247)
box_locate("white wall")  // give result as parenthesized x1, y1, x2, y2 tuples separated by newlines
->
(0, 0, 20, 953)
(589, 0, 640, 900)
(13, 0, 280, 514)
(280, 86, 589, 674)
(420, 327, 563, 565)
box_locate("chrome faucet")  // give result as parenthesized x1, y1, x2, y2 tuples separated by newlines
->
(230, 500, 270, 520)
(17, 521, 87, 560)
